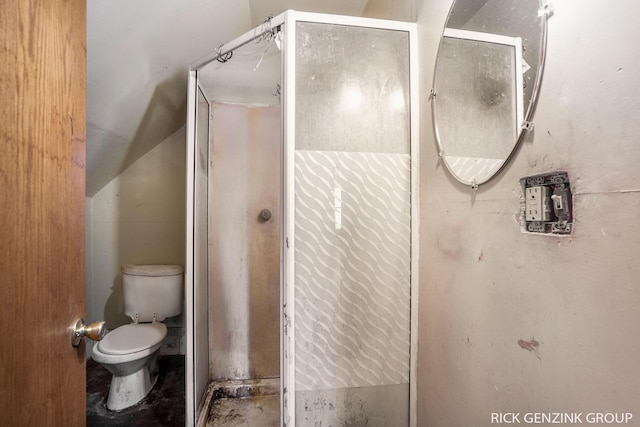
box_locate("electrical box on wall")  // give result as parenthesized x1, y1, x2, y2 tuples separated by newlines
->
(521, 171, 573, 235)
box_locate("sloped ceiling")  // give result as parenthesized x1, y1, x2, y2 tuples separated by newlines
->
(86, 0, 370, 196)
(248, 0, 368, 26)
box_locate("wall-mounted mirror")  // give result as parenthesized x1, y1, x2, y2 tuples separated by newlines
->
(433, 0, 552, 188)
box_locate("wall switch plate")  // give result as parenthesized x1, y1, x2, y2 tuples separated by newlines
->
(520, 172, 573, 235)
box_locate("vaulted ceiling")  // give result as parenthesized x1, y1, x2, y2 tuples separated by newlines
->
(86, 0, 378, 196)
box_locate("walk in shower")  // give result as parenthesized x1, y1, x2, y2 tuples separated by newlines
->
(186, 11, 418, 426)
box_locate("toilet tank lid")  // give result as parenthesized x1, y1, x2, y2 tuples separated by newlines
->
(121, 264, 183, 277)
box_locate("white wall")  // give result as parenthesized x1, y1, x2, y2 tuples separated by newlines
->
(362, 0, 416, 21)
(85, 197, 94, 341)
(417, 0, 640, 425)
(86, 126, 186, 354)
(86, 0, 253, 196)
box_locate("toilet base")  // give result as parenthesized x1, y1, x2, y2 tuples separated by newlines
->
(106, 353, 160, 411)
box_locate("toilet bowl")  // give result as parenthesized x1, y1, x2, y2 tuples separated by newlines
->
(91, 323, 167, 411)
(91, 264, 183, 411)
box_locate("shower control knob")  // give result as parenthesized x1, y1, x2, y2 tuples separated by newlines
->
(71, 318, 106, 347)
(259, 209, 272, 222)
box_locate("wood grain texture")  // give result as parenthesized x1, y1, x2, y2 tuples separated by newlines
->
(0, 0, 86, 425)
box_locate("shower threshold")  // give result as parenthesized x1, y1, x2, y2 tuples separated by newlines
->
(201, 378, 280, 427)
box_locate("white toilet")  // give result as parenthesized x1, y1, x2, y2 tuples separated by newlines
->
(92, 264, 183, 411)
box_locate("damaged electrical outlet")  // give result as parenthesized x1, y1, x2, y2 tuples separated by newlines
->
(520, 171, 573, 235)
(525, 186, 551, 221)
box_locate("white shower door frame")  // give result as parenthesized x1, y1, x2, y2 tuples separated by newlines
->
(185, 73, 216, 427)
(185, 69, 196, 427)
(186, 10, 419, 427)
(185, 13, 287, 426)
(281, 11, 419, 427)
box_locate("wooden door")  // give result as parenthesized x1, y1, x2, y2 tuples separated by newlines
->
(0, 1, 87, 426)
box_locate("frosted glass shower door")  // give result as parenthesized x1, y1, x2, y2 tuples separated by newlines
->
(283, 15, 417, 426)
(185, 75, 212, 425)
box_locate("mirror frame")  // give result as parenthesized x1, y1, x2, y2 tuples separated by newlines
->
(432, 1, 553, 189)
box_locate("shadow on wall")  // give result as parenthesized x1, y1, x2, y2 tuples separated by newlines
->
(96, 123, 186, 332)
(104, 274, 130, 329)
(120, 73, 187, 174)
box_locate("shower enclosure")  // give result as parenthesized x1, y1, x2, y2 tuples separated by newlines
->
(186, 11, 418, 426)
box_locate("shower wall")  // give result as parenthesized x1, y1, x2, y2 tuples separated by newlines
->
(290, 21, 413, 425)
(209, 102, 281, 380)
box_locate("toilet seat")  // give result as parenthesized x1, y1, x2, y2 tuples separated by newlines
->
(98, 323, 167, 355)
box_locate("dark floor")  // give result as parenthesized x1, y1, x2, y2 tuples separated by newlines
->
(87, 355, 185, 427)
(203, 378, 281, 426)
(207, 395, 279, 426)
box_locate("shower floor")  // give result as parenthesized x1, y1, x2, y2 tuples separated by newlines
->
(207, 395, 279, 426)
(202, 378, 280, 427)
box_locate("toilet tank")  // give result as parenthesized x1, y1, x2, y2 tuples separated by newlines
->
(122, 264, 184, 322)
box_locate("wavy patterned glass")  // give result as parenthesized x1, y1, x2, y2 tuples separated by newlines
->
(293, 21, 411, 424)
(294, 151, 411, 390)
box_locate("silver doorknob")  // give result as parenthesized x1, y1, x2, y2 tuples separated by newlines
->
(71, 318, 106, 347)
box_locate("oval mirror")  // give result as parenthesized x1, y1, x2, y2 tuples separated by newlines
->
(433, 0, 552, 188)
